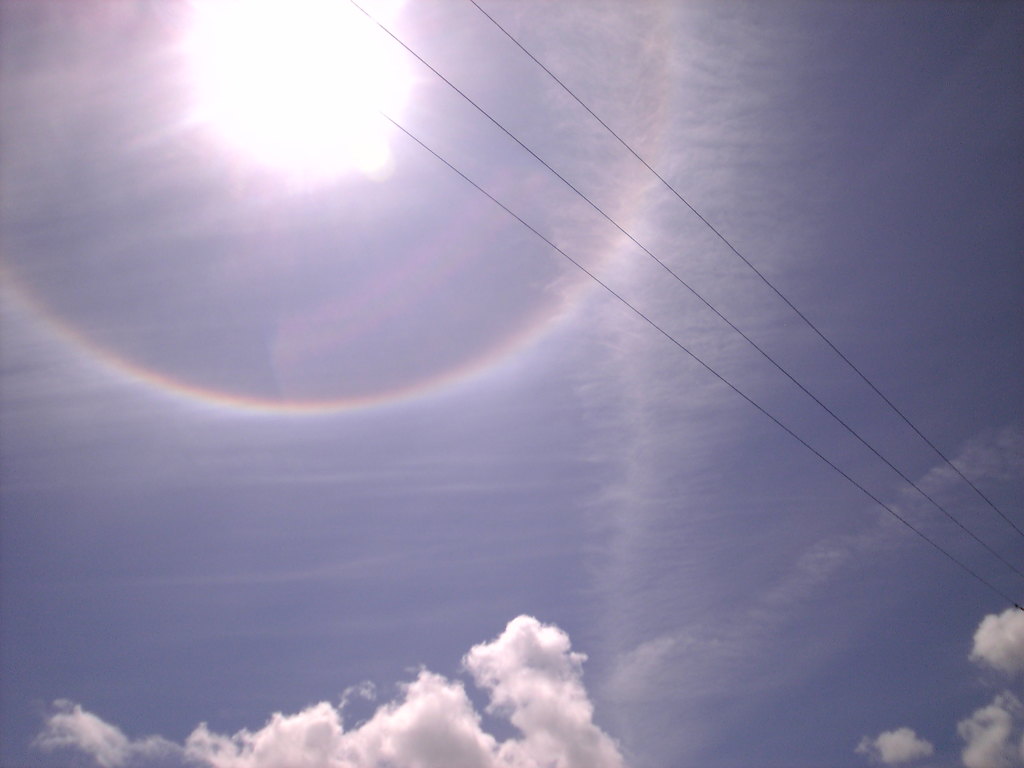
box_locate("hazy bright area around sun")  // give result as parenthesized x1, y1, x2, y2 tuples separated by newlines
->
(183, 0, 410, 180)
(3, 0, 621, 409)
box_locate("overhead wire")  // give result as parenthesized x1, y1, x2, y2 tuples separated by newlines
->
(466, 0, 1024, 543)
(349, 0, 1024, 581)
(376, 107, 1022, 611)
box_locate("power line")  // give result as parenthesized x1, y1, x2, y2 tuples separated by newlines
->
(466, 0, 1024, 543)
(377, 107, 1021, 611)
(349, 0, 1023, 579)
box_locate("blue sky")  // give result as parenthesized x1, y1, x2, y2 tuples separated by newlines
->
(2, 1, 1022, 767)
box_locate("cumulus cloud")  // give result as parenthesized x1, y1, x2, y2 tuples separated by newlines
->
(859, 608, 1024, 767)
(971, 608, 1024, 676)
(855, 727, 934, 765)
(35, 616, 624, 768)
(464, 615, 624, 768)
(33, 700, 180, 768)
(957, 692, 1024, 768)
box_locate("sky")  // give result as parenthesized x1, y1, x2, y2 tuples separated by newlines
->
(1, 1, 1022, 767)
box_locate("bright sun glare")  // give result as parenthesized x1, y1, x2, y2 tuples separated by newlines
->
(185, 0, 410, 181)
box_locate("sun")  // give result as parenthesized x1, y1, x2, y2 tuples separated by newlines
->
(184, 0, 411, 182)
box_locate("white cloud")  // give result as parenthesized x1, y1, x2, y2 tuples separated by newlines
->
(464, 615, 624, 768)
(33, 700, 180, 768)
(855, 727, 934, 765)
(971, 608, 1024, 676)
(858, 606, 1024, 768)
(958, 692, 1024, 768)
(35, 616, 624, 768)
(185, 673, 498, 768)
